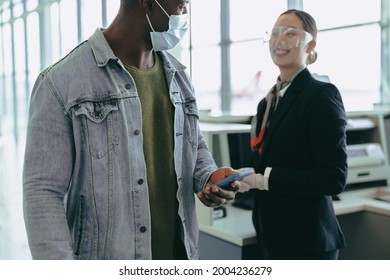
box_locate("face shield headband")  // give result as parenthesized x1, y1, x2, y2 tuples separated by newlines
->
(266, 26, 313, 50)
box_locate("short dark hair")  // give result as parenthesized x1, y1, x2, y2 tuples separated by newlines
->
(121, 0, 139, 10)
(280, 9, 317, 40)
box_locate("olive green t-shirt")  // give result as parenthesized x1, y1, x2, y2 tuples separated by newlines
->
(125, 54, 186, 260)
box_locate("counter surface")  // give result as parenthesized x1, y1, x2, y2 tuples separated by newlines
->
(198, 187, 390, 246)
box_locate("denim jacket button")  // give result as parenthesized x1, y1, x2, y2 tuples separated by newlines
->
(137, 179, 144, 185)
(134, 130, 140, 135)
(125, 83, 132, 90)
(140, 226, 147, 233)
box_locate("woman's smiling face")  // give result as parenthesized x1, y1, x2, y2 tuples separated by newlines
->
(269, 13, 313, 73)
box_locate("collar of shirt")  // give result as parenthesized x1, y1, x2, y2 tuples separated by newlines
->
(277, 66, 306, 97)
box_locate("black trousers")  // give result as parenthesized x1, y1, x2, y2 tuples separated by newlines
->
(264, 249, 339, 260)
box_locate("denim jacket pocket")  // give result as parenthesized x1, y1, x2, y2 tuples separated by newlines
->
(75, 99, 119, 159)
(182, 99, 199, 147)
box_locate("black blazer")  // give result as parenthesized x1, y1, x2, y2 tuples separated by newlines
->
(252, 68, 348, 257)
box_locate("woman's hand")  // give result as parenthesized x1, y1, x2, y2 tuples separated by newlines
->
(235, 168, 265, 192)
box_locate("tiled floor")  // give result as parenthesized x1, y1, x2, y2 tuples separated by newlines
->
(0, 133, 32, 259)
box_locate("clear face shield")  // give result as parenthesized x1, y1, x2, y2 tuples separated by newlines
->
(266, 26, 313, 50)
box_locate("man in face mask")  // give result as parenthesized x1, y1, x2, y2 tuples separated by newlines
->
(145, 0, 189, 51)
(23, 0, 238, 260)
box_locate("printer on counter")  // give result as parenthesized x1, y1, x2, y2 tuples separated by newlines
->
(345, 117, 389, 187)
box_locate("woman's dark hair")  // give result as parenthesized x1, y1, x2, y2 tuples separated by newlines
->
(280, 9, 318, 39)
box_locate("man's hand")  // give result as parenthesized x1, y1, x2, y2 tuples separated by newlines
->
(197, 167, 238, 207)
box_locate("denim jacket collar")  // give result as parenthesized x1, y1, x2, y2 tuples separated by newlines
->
(88, 28, 118, 67)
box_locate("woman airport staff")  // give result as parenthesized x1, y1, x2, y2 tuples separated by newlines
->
(237, 9, 348, 260)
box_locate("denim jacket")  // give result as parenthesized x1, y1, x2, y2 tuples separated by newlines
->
(23, 29, 217, 260)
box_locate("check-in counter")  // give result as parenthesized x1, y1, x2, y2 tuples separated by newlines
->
(198, 187, 390, 260)
(198, 108, 390, 260)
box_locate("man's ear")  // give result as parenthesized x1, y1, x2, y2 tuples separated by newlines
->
(141, 0, 154, 14)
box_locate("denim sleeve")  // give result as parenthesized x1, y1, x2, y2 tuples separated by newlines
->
(193, 123, 218, 193)
(23, 73, 75, 259)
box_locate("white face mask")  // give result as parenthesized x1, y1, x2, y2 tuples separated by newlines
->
(146, 0, 189, 51)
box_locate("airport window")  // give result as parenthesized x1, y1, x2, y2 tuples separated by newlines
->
(303, 0, 382, 112)
(0, 0, 389, 138)
(79, 0, 102, 41)
(58, 0, 78, 57)
(190, 0, 384, 115)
